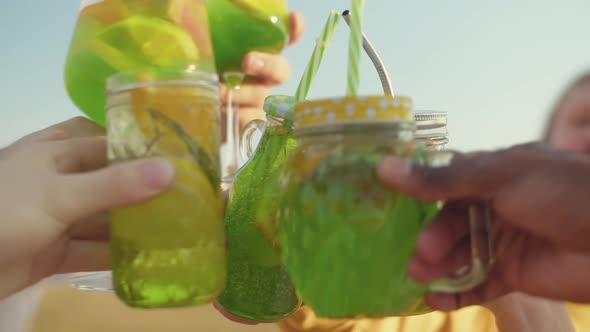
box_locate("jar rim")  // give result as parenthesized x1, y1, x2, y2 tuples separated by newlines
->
(414, 110, 448, 139)
(106, 69, 219, 94)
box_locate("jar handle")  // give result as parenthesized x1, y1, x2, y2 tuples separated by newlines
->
(240, 119, 266, 162)
(423, 150, 495, 293)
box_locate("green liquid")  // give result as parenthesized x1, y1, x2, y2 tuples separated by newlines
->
(64, 0, 214, 126)
(278, 150, 440, 318)
(207, 0, 289, 74)
(108, 85, 225, 308)
(217, 124, 301, 322)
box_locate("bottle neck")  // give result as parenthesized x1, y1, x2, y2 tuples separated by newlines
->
(265, 114, 290, 128)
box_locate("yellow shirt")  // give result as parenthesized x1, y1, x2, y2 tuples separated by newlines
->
(567, 303, 590, 332)
(279, 303, 590, 332)
(278, 306, 500, 332)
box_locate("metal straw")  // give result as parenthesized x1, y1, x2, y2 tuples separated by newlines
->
(342, 10, 394, 96)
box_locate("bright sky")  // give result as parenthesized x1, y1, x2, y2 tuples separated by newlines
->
(1, 0, 590, 151)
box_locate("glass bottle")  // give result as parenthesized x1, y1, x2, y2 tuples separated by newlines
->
(217, 95, 301, 321)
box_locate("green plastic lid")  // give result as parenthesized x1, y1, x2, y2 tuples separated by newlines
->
(263, 95, 296, 121)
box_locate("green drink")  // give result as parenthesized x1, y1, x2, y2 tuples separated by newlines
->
(206, 0, 290, 75)
(217, 96, 301, 322)
(206, 0, 290, 182)
(64, 0, 215, 126)
(107, 70, 225, 308)
(276, 96, 489, 318)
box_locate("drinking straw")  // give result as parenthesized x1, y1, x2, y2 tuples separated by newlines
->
(342, 10, 394, 96)
(346, 0, 366, 96)
(295, 10, 340, 101)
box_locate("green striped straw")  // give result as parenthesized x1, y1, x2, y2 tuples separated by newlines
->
(346, 0, 366, 96)
(295, 10, 340, 101)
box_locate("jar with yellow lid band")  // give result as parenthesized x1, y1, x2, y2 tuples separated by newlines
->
(217, 95, 301, 322)
(273, 95, 490, 318)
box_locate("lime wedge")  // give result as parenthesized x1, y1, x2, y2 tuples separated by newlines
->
(96, 15, 199, 69)
(229, 0, 288, 18)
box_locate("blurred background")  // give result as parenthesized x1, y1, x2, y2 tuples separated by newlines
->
(2, 1, 590, 150)
(1, 0, 589, 331)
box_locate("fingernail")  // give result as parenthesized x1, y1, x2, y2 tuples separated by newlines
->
(243, 53, 265, 74)
(138, 159, 175, 189)
(377, 157, 411, 182)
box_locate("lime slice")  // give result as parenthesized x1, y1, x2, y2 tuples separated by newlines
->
(229, 0, 288, 18)
(96, 15, 199, 69)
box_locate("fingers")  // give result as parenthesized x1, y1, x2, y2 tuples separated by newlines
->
(219, 83, 271, 109)
(45, 116, 105, 138)
(55, 240, 111, 274)
(12, 128, 68, 146)
(52, 158, 175, 223)
(242, 52, 291, 85)
(288, 12, 306, 45)
(412, 205, 471, 265)
(68, 212, 110, 241)
(425, 277, 511, 311)
(14, 117, 104, 147)
(377, 151, 518, 202)
(50, 137, 108, 173)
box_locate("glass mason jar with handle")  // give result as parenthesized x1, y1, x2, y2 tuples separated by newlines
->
(274, 95, 492, 318)
(217, 95, 301, 322)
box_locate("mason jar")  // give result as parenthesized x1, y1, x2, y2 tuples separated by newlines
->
(274, 95, 490, 319)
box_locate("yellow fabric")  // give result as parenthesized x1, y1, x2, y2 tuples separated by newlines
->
(567, 303, 590, 332)
(277, 305, 500, 332)
(294, 95, 413, 129)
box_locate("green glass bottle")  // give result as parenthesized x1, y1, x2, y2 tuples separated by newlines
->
(217, 95, 301, 322)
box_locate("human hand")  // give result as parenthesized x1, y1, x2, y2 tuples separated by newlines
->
(220, 11, 306, 137)
(0, 136, 174, 299)
(484, 293, 575, 332)
(376, 142, 590, 309)
(2, 117, 104, 157)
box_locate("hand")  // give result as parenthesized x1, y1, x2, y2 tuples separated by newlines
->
(220, 11, 306, 135)
(0, 136, 174, 299)
(376, 142, 590, 309)
(484, 293, 575, 332)
(2, 116, 105, 157)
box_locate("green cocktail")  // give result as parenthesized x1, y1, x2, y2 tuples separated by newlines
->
(64, 0, 215, 127)
(217, 96, 301, 322)
(107, 70, 225, 308)
(206, 0, 290, 75)
(206, 0, 290, 182)
(275, 96, 487, 318)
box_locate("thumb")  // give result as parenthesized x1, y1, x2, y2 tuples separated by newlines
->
(53, 158, 175, 223)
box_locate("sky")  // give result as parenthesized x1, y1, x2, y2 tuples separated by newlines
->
(1, 0, 590, 151)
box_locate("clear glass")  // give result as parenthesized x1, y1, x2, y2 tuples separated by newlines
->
(64, 0, 215, 127)
(206, 0, 290, 184)
(414, 110, 449, 150)
(274, 121, 490, 318)
(217, 115, 300, 322)
(107, 70, 225, 308)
